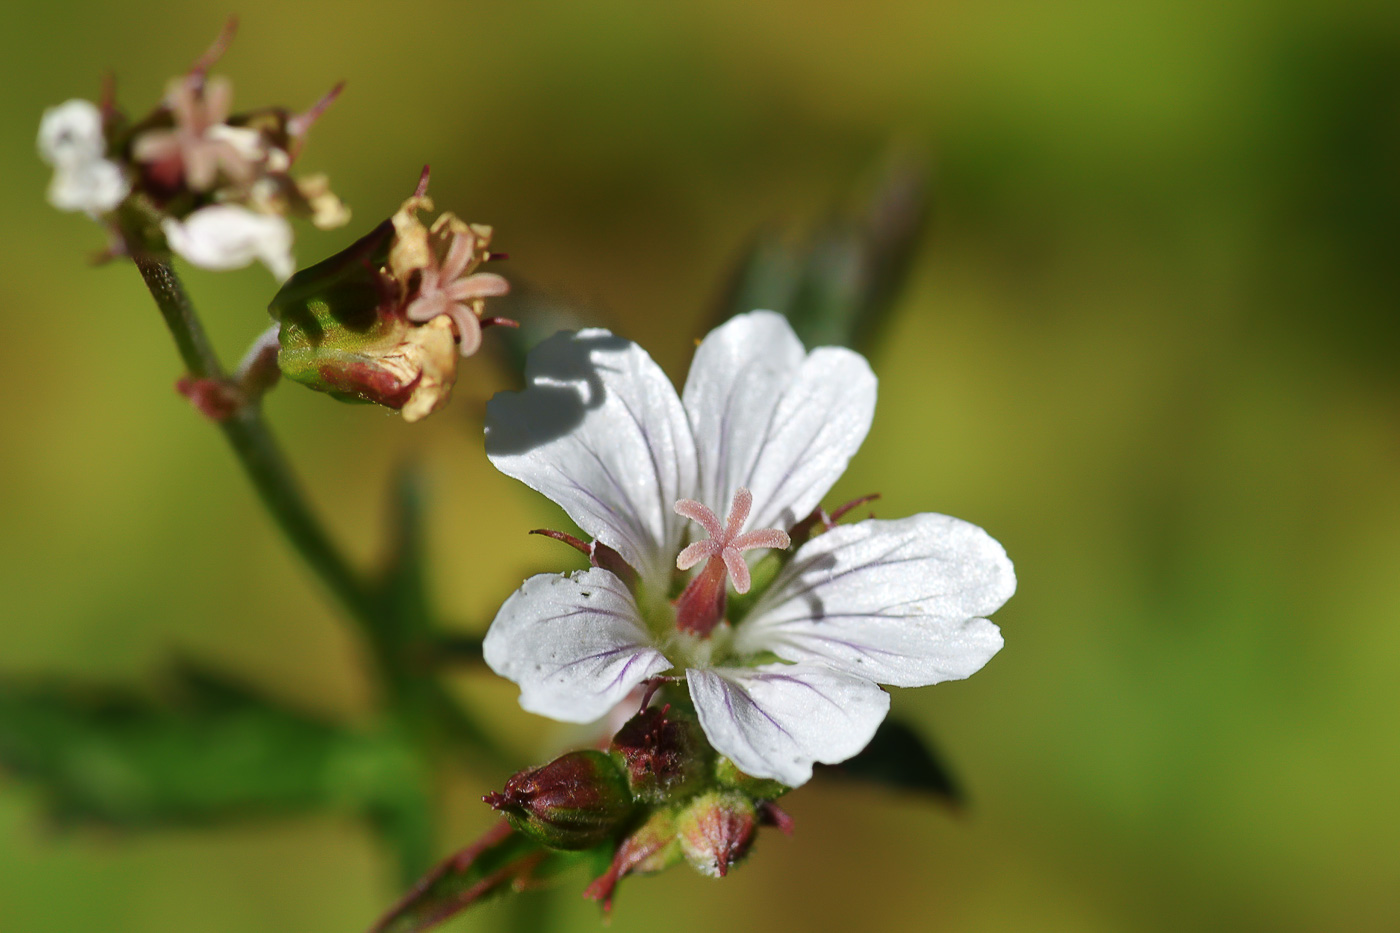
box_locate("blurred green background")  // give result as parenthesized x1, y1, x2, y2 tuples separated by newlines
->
(4, 0, 1399, 930)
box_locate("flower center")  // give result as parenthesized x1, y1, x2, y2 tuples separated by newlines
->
(670, 487, 790, 637)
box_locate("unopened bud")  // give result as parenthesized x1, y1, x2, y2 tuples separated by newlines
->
(484, 750, 633, 850)
(609, 706, 710, 804)
(676, 790, 756, 878)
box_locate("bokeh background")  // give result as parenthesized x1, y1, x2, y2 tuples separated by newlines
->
(3, 1, 1399, 930)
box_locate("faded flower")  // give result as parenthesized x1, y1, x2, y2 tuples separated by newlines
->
(269, 173, 510, 422)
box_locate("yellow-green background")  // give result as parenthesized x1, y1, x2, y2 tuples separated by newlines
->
(4, 1, 1398, 930)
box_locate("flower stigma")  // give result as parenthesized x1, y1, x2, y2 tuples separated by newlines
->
(671, 487, 790, 638)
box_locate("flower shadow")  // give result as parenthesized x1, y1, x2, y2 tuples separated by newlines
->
(484, 330, 633, 455)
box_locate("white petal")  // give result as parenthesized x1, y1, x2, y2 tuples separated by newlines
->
(682, 311, 876, 532)
(162, 206, 294, 281)
(681, 311, 806, 514)
(485, 329, 698, 594)
(688, 662, 889, 787)
(483, 568, 672, 724)
(47, 160, 128, 215)
(38, 99, 106, 166)
(735, 514, 1014, 687)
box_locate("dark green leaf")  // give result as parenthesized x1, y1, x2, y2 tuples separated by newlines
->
(816, 718, 964, 806)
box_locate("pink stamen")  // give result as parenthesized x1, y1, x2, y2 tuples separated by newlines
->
(673, 488, 789, 596)
(671, 487, 791, 637)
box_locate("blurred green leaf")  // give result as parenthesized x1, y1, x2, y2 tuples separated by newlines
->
(712, 151, 929, 352)
(368, 468, 504, 772)
(816, 718, 963, 806)
(368, 821, 585, 933)
(0, 664, 431, 831)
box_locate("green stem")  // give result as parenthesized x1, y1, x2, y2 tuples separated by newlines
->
(132, 254, 380, 635)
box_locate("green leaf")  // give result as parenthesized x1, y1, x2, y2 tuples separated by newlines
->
(712, 151, 929, 352)
(815, 718, 964, 806)
(0, 664, 432, 831)
(368, 822, 586, 933)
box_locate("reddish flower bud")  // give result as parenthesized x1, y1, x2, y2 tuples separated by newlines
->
(609, 706, 710, 804)
(483, 750, 633, 851)
(676, 790, 756, 878)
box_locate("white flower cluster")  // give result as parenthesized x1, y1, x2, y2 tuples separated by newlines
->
(483, 312, 1015, 787)
(37, 37, 347, 283)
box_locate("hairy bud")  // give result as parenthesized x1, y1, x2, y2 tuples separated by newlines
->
(484, 750, 633, 850)
(676, 790, 757, 878)
(609, 706, 710, 804)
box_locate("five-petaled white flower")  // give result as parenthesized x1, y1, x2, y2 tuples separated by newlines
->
(37, 99, 129, 215)
(483, 311, 1014, 787)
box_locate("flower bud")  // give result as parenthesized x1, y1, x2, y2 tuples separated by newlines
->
(675, 790, 757, 878)
(483, 750, 634, 851)
(609, 706, 710, 804)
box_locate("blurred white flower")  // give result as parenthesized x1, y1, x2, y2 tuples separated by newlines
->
(161, 204, 294, 281)
(482, 311, 1015, 787)
(37, 99, 128, 215)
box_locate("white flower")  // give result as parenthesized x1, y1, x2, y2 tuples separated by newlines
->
(482, 311, 1015, 787)
(37, 99, 128, 215)
(161, 204, 294, 281)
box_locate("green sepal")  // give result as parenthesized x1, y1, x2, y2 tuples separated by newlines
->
(269, 219, 404, 405)
(714, 756, 790, 801)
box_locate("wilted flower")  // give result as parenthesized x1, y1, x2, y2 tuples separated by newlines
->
(269, 173, 510, 421)
(483, 311, 1015, 787)
(392, 195, 509, 357)
(37, 99, 128, 215)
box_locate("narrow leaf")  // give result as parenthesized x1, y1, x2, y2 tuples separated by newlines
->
(0, 665, 431, 830)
